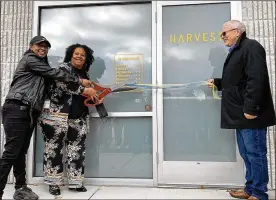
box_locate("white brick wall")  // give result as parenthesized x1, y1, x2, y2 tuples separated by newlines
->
(0, 0, 34, 184)
(242, 1, 276, 190)
(0, 0, 275, 189)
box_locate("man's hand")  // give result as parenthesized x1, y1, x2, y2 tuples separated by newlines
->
(80, 79, 92, 87)
(83, 88, 99, 102)
(244, 113, 257, 119)
(207, 79, 214, 88)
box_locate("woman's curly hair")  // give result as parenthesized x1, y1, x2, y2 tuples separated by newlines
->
(63, 43, 95, 72)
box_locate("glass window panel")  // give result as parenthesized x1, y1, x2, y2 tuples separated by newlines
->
(40, 3, 152, 112)
(35, 117, 153, 179)
(35, 3, 153, 179)
(162, 3, 236, 162)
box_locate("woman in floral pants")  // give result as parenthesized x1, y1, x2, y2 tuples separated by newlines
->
(39, 44, 101, 196)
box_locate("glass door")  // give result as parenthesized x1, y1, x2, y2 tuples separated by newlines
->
(156, 1, 245, 186)
(31, 1, 157, 186)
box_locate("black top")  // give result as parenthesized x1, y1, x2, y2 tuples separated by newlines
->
(68, 67, 89, 119)
(5, 50, 79, 112)
(213, 32, 276, 129)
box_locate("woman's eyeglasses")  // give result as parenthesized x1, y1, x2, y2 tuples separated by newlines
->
(220, 28, 237, 38)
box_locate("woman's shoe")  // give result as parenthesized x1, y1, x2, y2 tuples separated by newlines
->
(49, 185, 61, 196)
(69, 186, 87, 192)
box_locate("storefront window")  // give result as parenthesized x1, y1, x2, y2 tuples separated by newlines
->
(41, 2, 152, 112)
(35, 117, 153, 178)
(162, 3, 236, 162)
(34, 2, 153, 179)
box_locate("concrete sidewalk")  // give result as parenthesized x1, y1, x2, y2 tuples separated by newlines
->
(2, 184, 276, 199)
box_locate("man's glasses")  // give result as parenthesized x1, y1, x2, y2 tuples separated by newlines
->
(220, 28, 237, 38)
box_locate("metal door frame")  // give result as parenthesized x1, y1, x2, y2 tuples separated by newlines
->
(27, 0, 158, 187)
(156, 1, 245, 187)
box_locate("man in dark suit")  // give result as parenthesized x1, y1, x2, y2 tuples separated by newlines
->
(208, 20, 276, 200)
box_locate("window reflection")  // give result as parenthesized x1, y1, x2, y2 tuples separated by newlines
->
(41, 2, 152, 112)
(86, 117, 153, 178)
(35, 117, 153, 179)
(162, 3, 236, 162)
(35, 2, 153, 179)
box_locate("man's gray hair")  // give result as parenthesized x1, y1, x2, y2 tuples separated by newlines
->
(225, 20, 246, 33)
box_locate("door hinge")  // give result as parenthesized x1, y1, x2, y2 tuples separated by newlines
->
(155, 11, 157, 23)
(156, 152, 159, 164)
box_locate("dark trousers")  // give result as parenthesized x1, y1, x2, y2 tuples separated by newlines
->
(0, 100, 40, 197)
(236, 128, 269, 200)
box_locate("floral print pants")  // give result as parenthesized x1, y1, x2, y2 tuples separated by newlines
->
(39, 112, 87, 188)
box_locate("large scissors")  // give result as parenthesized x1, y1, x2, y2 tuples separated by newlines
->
(83, 79, 136, 106)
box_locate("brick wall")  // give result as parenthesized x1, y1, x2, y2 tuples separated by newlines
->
(0, 0, 275, 189)
(0, 0, 34, 184)
(242, 1, 276, 190)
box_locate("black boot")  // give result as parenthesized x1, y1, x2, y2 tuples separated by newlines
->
(49, 185, 61, 196)
(69, 186, 87, 192)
